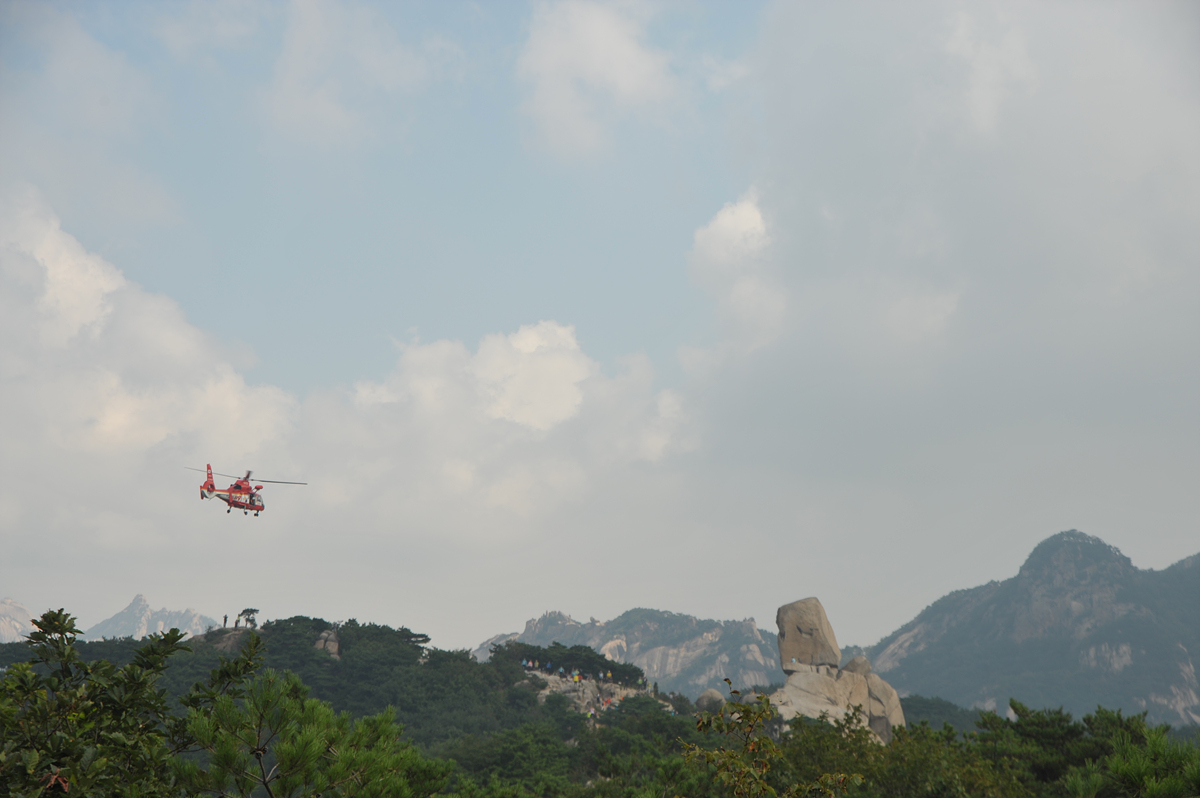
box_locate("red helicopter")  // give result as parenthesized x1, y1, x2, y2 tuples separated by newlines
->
(187, 464, 306, 516)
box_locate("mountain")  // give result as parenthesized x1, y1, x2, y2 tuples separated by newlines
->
(0, 598, 35, 643)
(865, 530, 1200, 726)
(85, 595, 218, 641)
(473, 608, 785, 697)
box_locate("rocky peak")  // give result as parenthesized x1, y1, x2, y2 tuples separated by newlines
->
(85, 595, 218, 641)
(1017, 530, 1133, 588)
(863, 531, 1200, 726)
(0, 598, 35, 643)
(474, 608, 784, 697)
(1011, 531, 1139, 642)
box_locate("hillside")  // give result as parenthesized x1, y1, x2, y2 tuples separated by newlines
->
(0, 615, 660, 751)
(473, 608, 785, 697)
(866, 530, 1200, 726)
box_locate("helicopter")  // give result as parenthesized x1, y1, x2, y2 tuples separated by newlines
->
(187, 464, 306, 516)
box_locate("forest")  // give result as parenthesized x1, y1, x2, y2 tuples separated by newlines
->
(2, 611, 1198, 797)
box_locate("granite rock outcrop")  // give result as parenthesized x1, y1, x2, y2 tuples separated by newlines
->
(769, 598, 904, 742)
(864, 531, 1200, 727)
(472, 608, 784, 697)
(0, 598, 35, 644)
(84, 595, 218, 641)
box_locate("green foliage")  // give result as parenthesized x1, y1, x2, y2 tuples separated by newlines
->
(176, 668, 452, 797)
(0, 609, 191, 796)
(0, 609, 262, 797)
(683, 681, 861, 798)
(491, 641, 645, 687)
(870, 723, 1025, 798)
(973, 700, 1152, 797)
(0, 610, 449, 798)
(899, 696, 982, 737)
(5, 607, 1194, 798)
(1062, 726, 1200, 798)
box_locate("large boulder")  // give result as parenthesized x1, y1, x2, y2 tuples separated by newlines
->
(776, 598, 841, 671)
(696, 688, 726, 713)
(841, 655, 871, 675)
(770, 599, 905, 743)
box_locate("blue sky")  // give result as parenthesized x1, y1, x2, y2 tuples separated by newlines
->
(1, 0, 1198, 653)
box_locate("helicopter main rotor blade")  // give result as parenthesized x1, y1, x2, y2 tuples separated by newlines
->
(185, 466, 241, 479)
(255, 479, 308, 485)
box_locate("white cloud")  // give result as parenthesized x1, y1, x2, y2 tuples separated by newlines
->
(517, 0, 675, 156)
(0, 186, 294, 459)
(0, 184, 689, 572)
(685, 191, 786, 364)
(338, 323, 685, 520)
(472, 321, 597, 430)
(0, 186, 125, 347)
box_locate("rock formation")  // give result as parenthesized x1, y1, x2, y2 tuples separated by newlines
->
(769, 598, 905, 743)
(777, 598, 841, 670)
(315, 628, 340, 659)
(0, 598, 35, 644)
(864, 531, 1200, 727)
(472, 608, 784, 697)
(521, 667, 652, 716)
(696, 688, 726, 713)
(84, 595, 218, 641)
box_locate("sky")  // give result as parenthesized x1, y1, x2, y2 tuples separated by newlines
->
(1, 0, 1197, 652)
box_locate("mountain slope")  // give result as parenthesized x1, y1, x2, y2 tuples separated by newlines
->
(867, 530, 1199, 726)
(0, 598, 35, 643)
(85, 595, 218, 641)
(474, 608, 784, 697)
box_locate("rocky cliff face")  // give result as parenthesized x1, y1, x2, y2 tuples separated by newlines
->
(473, 608, 785, 697)
(770, 598, 905, 743)
(84, 595, 218, 641)
(867, 531, 1200, 726)
(0, 598, 35, 643)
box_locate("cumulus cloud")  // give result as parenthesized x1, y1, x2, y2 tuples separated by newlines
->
(683, 191, 786, 368)
(333, 321, 684, 521)
(0, 186, 690, 631)
(517, 0, 675, 156)
(0, 186, 295, 461)
(472, 322, 597, 430)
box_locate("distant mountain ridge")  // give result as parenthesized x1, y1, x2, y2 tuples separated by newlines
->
(85, 595, 218, 641)
(473, 607, 785, 697)
(0, 598, 35, 643)
(865, 530, 1199, 726)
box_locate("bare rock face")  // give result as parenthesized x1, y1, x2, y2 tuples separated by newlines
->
(696, 688, 726, 713)
(84, 595, 218, 641)
(865, 673, 905, 741)
(777, 598, 841, 671)
(472, 609, 784, 697)
(842, 655, 871, 675)
(770, 599, 905, 743)
(0, 598, 35, 644)
(315, 628, 340, 659)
